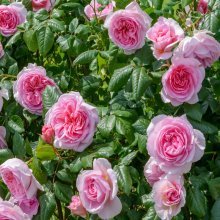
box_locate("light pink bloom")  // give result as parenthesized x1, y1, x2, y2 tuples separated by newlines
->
(45, 92, 99, 151)
(197, 0, 208, 14)
(144, 157, 165, 186)
(41, 124, 54, 144)
(0, 158, 43, 200)
(10, 197, 39, 218)
(0, 42, 4, 58)
(32, 0, 56, 12)
(68, 195, 87, 218)
(13, 63, 56, 115)
(0, 199, 30, 220)
(146, 17, 184, 60)
(174, 31, 220, 68)
(84, 0, 115, 20)
(76, 158, 122, 219)
(153, 175, 186, 220)
(0, 3, 27, 37)
(147, 115, 205, 174)
(104, 1, 152, 54)
(0, 126, 7, 149)
(0, 88, 9, 112)
(161, 57, 205, 106)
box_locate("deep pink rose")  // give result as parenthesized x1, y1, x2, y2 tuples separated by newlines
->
(0, 3, 27, 37)
(84, 0, 115, 20)
(144, 157, 165, 186)
(76, 158, 122, 219)
(0, 88, 9, 112)
(0, 126, 7, 149)
(146, 17, 184, 60)
(68, 195, 87, 218)
(41, 124, 54, 144)
(147, 115, 205, 174)
(0, 199, 30, 220)
(0, 158, 43, 200)
(10, 197, 39, 218)
(0, 42, 4, 58)
(153, 175, 186, 220)
(104, 1, 152, 54)
(174, 31, 220, 68)
(13, 63, 56, 115)
(32, 0, 56, 12)
(197, 0, 208, 14)
(45, 92, 99, 151)
(161, 57, 205, 106)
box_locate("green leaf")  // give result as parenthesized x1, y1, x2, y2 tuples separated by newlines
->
(34, 9, 49, 21)
(5, 32, 21, 47)
(36, 138, 56, 161)
(36, 193, 56, 220)
(48, 19, 65, 32)
(208, 178, 220, 200)
(81, 75, 101, 96)
(8, 115, 25, 133)
(23, 30, 38, 52)
(13, 132, 25, 158)
(42, 86, 60, 113)
(54, 181, 72, 203)
(211, 199, 220, 220)
(22, 0, 32, 10)
(184, 103, 203, 122)
(187, 188, 207, 217)
(0, 149, 13, 164)
(120, 151, 138, 166)
(57, 169, 74, 184)
(142, 206, 159, 220)
(181, 0, 191, 7)
(73, 50, 98, 65)
(114, 165, 132, 195)
(36, 26, 54, 56)
(69, 18, 79, 33)
(133, 118, 149, 135)
(108, 65, 133, 92)
(98, 115, 116, 137)
(142, 193, 154, 209)
(189, 119, 218, 134)
(69, 158, 83, 173)
(132, 67, 151, 99)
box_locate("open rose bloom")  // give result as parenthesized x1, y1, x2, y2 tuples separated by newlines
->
(174, 31, 220, 68)
(76, 158, 122, 219)
(84, 0, 115, 20)
(153, 175, 186, 220)
(147, 115, 205, 174)
(161, 57, 205, 106)
(0, 199, 30, 220)
(104, 1, 152, 54)
(32, 0, 56, 12)
(13, 64, 56, 115)
(146, 17, 184, 60)
(68, 195, 87, 218)
(197, 0, 208, 14)
(0, 3, 27, 37)
(45, 92, 99, 151)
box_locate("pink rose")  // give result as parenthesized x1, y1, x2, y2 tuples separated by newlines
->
(147, 115, 205, 174)
(153, 175, 186, 220)
(144, 157, 165, 186)
(0, 88, 9, 112)
(76, 158, 122, 219)
(32, 0, 56, 12)
(174, 31, 220, 68)
(68, 195, 87, 218)
(10, 197, 39, 218)
(0, 199, 30, 220)
(161, 57, 205, 106)
(0, 126, 7, 149)
(41, 124, 54, 144)
(84, 0, 115, 20)
(13, 63, 56, 115)
(0, 42, 4, 58)
(197, 0, 208, 14)
(45, 92, 99, 152)
(146, 17, 184, 60)
(0, 158, 43, 200)
(104, 1, 152, 54)
(0, 3, 27, 37)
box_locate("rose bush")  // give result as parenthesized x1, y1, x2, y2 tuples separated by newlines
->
(0, 0, 219, 219)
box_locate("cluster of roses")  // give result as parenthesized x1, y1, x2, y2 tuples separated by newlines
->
(0, 158, 43, 219)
